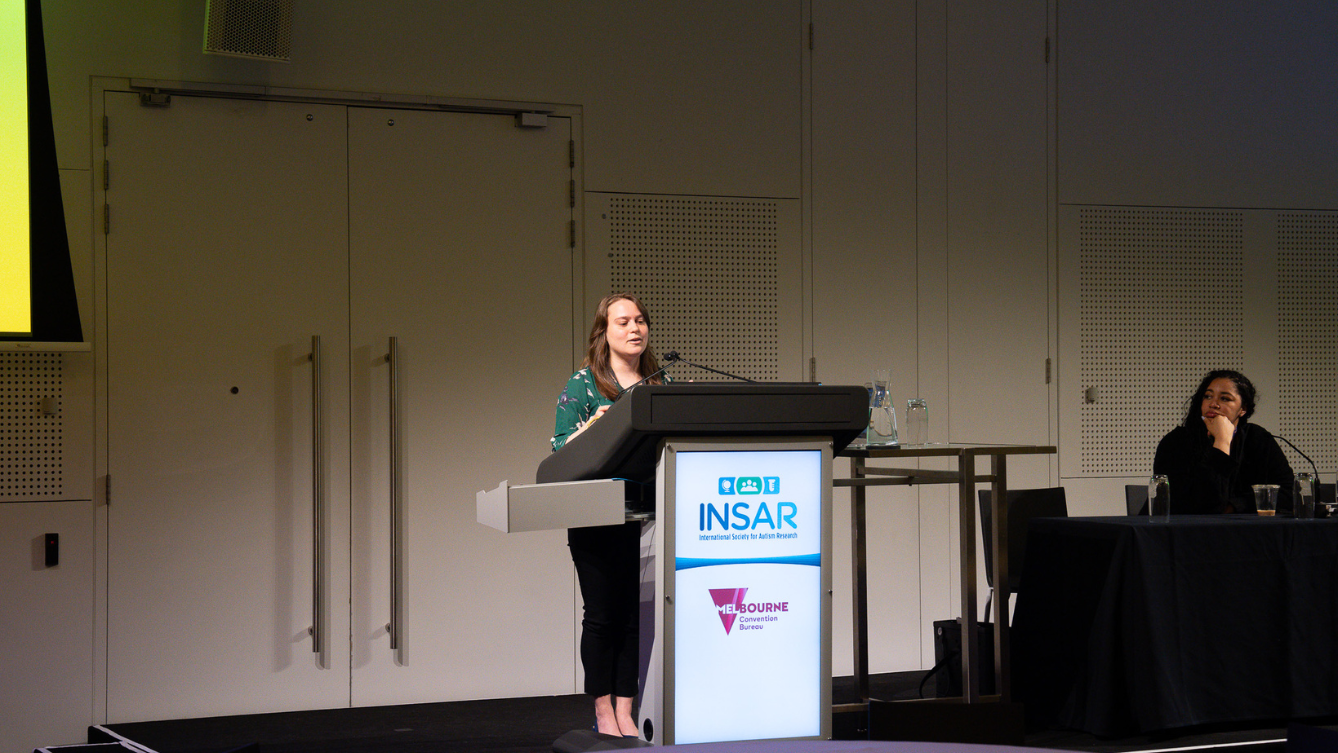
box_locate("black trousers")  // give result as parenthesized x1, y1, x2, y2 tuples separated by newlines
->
(568, 521, 641, 698)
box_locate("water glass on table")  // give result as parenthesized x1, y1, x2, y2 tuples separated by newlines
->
(905, 398, 928, 445)
(1251, 484, 1279, 516)
(1147, 475, 1171, 520)
(1294, 472, 1317, 519)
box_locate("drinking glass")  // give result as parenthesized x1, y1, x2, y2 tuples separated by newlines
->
(1294, 472, 1316, 519)
(1251, 484, 1279, 516)
(905, 398, 928, 445)
(867, 373, 898, 446)
(1147, 475, 1171, 521)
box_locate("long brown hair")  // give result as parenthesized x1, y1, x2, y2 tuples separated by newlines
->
(584, 293, 663, 400)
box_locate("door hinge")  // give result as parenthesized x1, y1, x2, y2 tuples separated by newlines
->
(1045, 357, 1052, 384)
(569, 219, 576, 248)
(569, 179, 575, 208)
(103, 204, 110, 235)
(105, 475, 112, 506)
(103, 160, 110, 191)
(569, 140, 575, 169)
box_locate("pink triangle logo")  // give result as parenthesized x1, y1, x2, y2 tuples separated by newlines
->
(709, 588, 748, 635)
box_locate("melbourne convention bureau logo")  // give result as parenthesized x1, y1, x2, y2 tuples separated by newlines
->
(709, 587, 789, 635)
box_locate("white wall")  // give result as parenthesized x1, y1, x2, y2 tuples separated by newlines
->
(1058, 2, 1338, 209)
(0, 501, 94, 752)
(810, 0, 925, 672)
(45, 0, 803, 198)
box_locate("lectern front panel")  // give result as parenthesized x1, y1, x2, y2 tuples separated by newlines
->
(658, 438, 832, 745)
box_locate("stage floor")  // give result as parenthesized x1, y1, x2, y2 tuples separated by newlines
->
(92, 672, 1334, 753)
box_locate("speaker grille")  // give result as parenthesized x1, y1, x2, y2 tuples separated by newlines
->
(203, 0, 294, 62)
(606, 196, 782, 381)
(1277, 212, 1338, 474)
(0, 353, 64, 501)
(1078, 208, 1246, 475)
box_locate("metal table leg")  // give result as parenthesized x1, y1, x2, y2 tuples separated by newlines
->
(991, 453, 1011, 703)
(851, 456, 870, 702)
(958, 449, 980, 703)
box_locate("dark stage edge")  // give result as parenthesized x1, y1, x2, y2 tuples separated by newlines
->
(92, 672, 1336, 753)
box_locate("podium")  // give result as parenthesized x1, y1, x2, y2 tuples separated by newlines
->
(479, 383, 867, 746)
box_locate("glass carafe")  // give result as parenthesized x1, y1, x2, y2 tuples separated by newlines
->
(868, 373, 898, 446)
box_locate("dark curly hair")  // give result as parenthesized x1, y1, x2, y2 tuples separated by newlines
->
(1181, 369, 1257, 430)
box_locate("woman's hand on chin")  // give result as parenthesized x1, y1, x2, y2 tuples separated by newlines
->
(1203, 414, 1236, 453)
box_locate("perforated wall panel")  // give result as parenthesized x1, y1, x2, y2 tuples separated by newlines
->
(1277, 212, 1338, 474)
(0, 353, 64, 500)
(600, 196, 787, 381)
(1078, 208, 1246, 475)
(203, 0, 294, 62)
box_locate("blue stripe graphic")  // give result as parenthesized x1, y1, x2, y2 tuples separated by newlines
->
(675, 553, 821, 571)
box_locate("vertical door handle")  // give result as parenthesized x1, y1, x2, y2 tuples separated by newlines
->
(310, 335, 325, 655)
(388, 336, 403, 651)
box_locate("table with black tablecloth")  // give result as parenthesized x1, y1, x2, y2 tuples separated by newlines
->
(1012, 515, 1338, 736)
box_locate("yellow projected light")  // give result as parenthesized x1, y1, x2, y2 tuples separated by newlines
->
(0, 0, 30, 335)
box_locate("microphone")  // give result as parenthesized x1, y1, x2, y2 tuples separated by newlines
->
(670, 354, 755, 383)
(616, 351, 680, 398)
(1271, 431, 1320, 481)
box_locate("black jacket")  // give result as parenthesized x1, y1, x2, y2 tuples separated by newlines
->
(1152, 421, 1294, 514)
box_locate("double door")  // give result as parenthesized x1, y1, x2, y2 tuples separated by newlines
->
(104, 92, 577, 720)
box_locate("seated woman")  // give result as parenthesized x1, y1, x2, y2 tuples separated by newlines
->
(1153, 369, 1294, 514)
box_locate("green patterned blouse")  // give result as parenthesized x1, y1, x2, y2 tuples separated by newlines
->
(551, 367, 670, 451)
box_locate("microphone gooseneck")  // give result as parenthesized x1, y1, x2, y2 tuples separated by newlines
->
(671, 355, 755, 383)
(615, 350, 754, 400)
(1271, 430, 1320, 480)
(616, 351, 680, 398)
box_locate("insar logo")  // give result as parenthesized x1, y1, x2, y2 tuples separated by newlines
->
(719, 476, 780, 495)
(699, 501, 798, 531)
(709, 587, 789, 635)
(705, 475, 795, 531)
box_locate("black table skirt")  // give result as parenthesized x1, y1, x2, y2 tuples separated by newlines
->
(1012, 515, 1338, 736)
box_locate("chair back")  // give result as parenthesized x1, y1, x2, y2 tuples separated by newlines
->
(1125, 484, 1149, 516)
(977, 487, 1067, 595)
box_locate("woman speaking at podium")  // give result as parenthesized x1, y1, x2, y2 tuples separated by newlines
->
(1153, 369, 1293, 514)
(551, 293, 669, 738)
